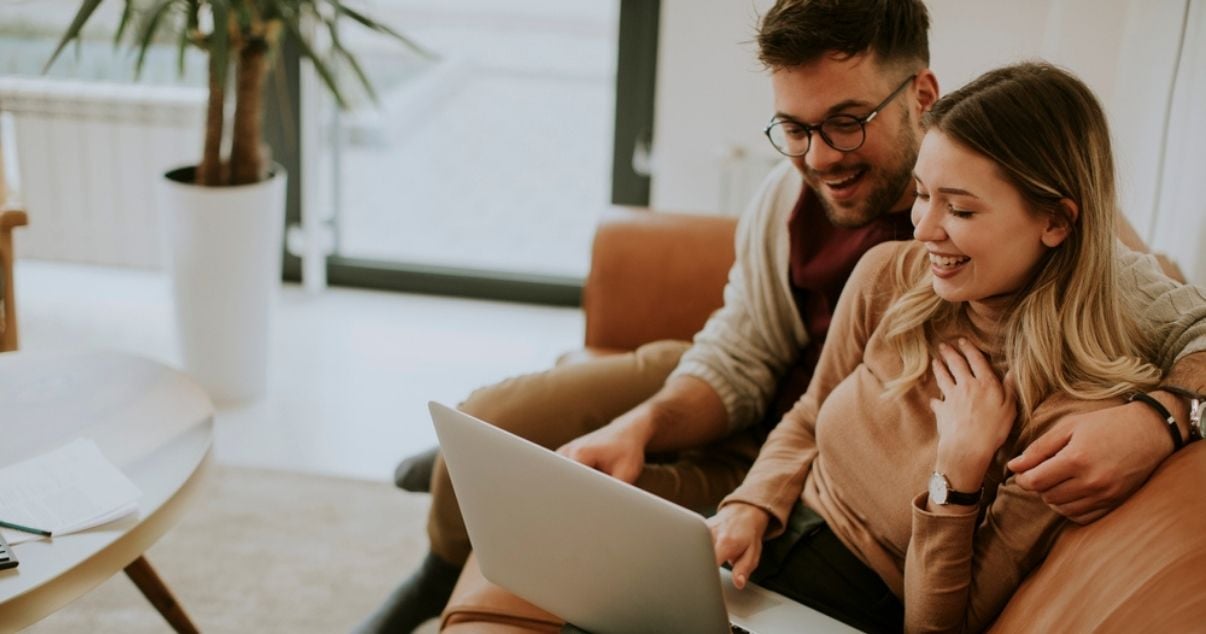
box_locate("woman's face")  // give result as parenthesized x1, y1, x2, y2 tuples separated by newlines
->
(911, 130, 1070, 306)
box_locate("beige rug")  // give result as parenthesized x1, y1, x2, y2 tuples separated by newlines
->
(24, 465, 439, 633)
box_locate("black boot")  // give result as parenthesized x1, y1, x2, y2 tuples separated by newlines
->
(354, 551, 463, 633)
(393, 446, 439, 493)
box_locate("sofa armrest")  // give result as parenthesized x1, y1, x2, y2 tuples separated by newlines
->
(441, 553, 563, 633)
(989, 442, 1206, 631)
(583, 206, 737, 351)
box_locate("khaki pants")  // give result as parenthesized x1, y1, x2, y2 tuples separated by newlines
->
(428, 340, 763, 565)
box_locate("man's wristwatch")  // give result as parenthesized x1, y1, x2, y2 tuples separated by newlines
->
(1183, 395, 1204, 442)
(1160, 386, 1205, 443)
(929, 472, 983, 506)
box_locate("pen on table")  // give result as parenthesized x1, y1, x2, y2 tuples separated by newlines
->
(0, 520, 53, 537)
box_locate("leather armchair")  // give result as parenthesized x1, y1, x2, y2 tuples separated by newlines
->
(579, 206, 736, 352)
(553, 206, 737, 368)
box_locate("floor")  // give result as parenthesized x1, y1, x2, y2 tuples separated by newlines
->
(14, 258, 584, 483)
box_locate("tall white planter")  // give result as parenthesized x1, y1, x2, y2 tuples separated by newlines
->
(159, 165, 287, 405)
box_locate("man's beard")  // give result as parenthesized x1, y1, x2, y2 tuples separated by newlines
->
(804, 111, 920, 228)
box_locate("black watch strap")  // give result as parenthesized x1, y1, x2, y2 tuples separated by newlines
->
(945, 487, 982, 506)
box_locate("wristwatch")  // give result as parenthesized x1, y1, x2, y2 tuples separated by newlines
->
(1188, 395, 1204, 442)
(929, 472, 983, 506)
(1159, 386, 1205, 443)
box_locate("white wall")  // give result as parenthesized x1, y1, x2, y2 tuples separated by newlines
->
(650, 0, 776, 215)
(649, 0, 1201, 282)
(1147, 0, 1206, 285)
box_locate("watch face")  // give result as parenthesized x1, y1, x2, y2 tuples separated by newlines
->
(929, 472, 948, 505)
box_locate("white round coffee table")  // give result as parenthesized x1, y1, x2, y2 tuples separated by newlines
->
(0, 350, 213, 631)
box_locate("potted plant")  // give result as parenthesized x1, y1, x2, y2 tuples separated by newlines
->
(47, 0, 422, 404)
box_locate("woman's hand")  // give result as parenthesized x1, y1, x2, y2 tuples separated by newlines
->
(707, 503, 771, 589)
(930, 338, 1017, 490)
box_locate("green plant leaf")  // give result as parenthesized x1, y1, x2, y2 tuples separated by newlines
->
(114, 1, 135, 46)
(234, 1, 252, 34)
(324, 18, 377, 104)
(179, 0, 200, 76)
(329, 0, 431, 58)
(281, 17, 347, 109)
(176, 23, 190, 75)
(186, 0, 200, 32)
(135, 0, 179, 79)
(44, 0, 107, 73)
(257, 0, 288, 22)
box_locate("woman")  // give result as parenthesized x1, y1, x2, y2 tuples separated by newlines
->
(708, 62, 1164, 632)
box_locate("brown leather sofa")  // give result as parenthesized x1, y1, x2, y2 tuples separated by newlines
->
(567, 205, 737, 360)
(441, 206, 1206, 632)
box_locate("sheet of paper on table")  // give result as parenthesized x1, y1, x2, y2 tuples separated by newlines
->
(0, 438, 142, 545)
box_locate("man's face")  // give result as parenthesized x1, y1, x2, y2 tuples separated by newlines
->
(770, 54, 930, 227)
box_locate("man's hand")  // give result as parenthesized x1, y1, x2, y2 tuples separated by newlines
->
(557, 414, 652, 484)
(1007, 398, 1177, 523)
(558, 375, 729, 483)
(707, 503, 771, 590)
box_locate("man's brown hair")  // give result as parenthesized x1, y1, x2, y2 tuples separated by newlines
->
(757, 0, 931, 70)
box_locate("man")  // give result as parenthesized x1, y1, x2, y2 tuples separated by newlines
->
(359, 1, 1206, 631)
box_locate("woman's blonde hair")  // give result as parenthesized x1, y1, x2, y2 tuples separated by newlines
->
(881, 62, 1161, 421)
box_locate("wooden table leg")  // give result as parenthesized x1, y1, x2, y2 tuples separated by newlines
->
(124, 555, 200, 633)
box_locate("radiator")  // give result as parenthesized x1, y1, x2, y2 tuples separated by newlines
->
(0, 77, 205, 269)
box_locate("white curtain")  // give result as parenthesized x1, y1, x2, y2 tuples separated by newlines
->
(1149, 0, 1206, 285)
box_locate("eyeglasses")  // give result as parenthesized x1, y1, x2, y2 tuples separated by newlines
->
(764, 74, 916, 157)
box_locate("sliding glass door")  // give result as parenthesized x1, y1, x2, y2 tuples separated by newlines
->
(291, 0, 653, 304)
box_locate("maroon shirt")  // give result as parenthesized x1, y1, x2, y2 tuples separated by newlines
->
(765, 185, 915, 424)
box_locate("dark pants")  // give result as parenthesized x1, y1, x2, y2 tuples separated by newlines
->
(750, 503, 903, 633)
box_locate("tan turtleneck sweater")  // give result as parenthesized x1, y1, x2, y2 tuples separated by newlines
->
(719, 239, 1201, 632)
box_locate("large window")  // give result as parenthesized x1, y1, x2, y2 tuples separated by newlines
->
(2, 1, 654, 305)
(307, 1, 621, 299)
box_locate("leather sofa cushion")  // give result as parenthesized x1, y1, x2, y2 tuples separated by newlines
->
(989, 441, 1206, 631)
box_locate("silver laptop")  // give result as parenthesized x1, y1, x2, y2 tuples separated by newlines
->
(429, 401, 858, 634)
